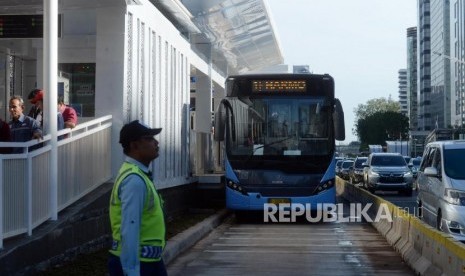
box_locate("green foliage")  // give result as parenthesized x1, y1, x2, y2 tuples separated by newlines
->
(352, 96, 402, 142)
(356, 111, 409, 149)
(353, 97, 400, 124)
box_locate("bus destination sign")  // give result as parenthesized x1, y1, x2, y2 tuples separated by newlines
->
(252, 80, 306, 92)
(0, 15, 43, 38)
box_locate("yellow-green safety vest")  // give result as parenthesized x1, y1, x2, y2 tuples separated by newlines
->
(109, 162, 165, 262)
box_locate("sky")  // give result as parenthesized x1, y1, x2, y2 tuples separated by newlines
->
(266, 0, 418, 143)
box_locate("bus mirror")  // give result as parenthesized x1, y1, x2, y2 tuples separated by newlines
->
(333, 98, 345, 141)
(214, 103, 225, 142)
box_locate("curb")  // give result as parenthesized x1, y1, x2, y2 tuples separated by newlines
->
(163, 209, 231, 265)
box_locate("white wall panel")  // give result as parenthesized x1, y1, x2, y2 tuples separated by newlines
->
(122, 1, 192, 189)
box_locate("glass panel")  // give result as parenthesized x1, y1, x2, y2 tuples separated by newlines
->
(371, 155, 406, 166)
(58, 63, 96, 117)
(444, 149, 465, 179)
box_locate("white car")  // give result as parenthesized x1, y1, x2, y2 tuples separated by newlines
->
(416, 140, 465, 242)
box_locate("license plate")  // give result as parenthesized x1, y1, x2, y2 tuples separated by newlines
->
(268, 198, 290, 205)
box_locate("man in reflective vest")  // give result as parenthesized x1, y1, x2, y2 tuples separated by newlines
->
(108, 120, 166, 276)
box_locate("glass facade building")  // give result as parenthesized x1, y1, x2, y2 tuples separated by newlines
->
(418, 0, 432, 130)
(451, 0, 465, 127)
(430, 0, 451, 129)
(399, 69, 408, 116)
(407, 27, 418, 130)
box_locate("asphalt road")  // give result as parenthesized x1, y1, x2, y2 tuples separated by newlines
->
(167, 200, 415, 276)
(352, 182, 419, 216)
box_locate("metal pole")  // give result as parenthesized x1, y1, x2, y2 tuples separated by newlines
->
(44, 0, 58, 220)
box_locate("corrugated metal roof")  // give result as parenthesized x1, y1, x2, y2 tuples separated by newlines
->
(0, 0, 283, 74)
(156, 0, 284, 74)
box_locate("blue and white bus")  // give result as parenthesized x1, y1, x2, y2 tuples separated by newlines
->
(214, 73, 345, 212)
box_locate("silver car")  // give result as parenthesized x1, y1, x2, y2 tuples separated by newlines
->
(363, 152, 413, 196)
(417, 140, 465, 242)
(340, 159, 354, 180)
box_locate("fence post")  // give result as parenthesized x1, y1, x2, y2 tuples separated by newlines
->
(0, 158, 3, 249)
(27, 155, 33, 236)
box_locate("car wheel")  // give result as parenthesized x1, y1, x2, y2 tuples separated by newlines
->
(364, 181, 373, 193)
(418, 201, 422, 218)
(436, 210, 443, 231)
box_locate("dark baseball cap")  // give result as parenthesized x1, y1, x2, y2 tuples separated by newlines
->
(119, 120, 162, 145)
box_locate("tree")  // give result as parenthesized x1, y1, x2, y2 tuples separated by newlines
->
(356, 111, 409, 150)
(353, 96, 401, 138)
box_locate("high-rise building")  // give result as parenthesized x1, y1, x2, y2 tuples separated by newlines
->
(451, 0, 465, 127)
(418, 0, 432, 130)
(430, 0, 451, 129)
(407, 27, 418, 130)
(399, 69, 408, 115)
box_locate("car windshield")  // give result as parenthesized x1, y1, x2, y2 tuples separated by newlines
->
(354, 158, 367, 168)
(411, 158, 421, 166)
(342, 161, 354, 168)
(371, 155, 406, 166)
(444, 149, 465, 179)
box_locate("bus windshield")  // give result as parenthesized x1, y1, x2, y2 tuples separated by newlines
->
(226, 96, 332, 158)
(214, 73, 344, 210)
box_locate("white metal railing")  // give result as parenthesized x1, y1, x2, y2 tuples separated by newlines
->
(0, 115, 113, 249)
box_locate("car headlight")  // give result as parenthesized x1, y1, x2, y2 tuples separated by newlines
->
(370, 171, 379, 177)
(444, 189, 465, 206)
(403, 171, 413, 177)
(447, 220, 465, 234)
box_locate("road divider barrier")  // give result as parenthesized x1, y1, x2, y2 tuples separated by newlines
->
(336, 178, 465, 275)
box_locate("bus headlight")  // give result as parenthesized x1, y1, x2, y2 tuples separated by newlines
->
(314, 179, 334, 195)
(226, 179, 248, 195)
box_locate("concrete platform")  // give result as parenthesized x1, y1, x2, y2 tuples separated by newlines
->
(0, 181, 229, 275)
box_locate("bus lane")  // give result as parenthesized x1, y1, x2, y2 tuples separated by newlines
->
(167, 201, 414, 275)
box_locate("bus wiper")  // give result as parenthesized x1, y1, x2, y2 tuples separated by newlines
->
(254, 136, 293, 152)
(246, 136, 294, 159)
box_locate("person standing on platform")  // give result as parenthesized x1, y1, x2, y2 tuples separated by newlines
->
(27, 89, 43, 126)
(108, 120, 167, 276)
(58, 96, 78, 129)
(27, 89, 64, 142)
(8, 95, 42, 153)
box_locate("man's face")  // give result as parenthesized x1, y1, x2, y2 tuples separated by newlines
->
(132, 135, 160, 165)
(9, 99, 24, 120)
(58, 103, 65, 113)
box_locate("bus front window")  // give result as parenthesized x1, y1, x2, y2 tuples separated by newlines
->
(227, 97, 332, 157)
